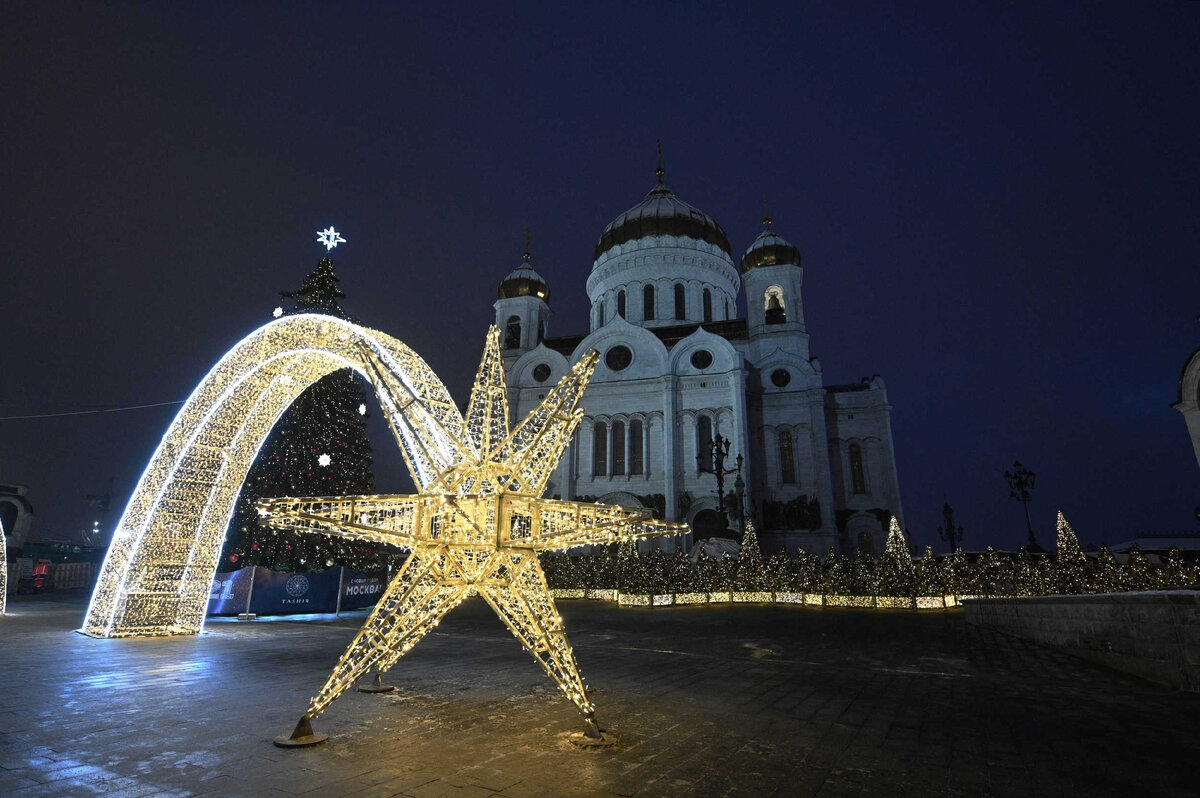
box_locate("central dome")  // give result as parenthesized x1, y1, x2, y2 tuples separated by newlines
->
(594, 178, 731, 261)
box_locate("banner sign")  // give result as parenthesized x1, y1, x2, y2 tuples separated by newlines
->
(207, 567, 255, 616)
(250, 567, 342, 616)
(341, 569, 388, 610)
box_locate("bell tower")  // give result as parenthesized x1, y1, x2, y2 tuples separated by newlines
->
(494, 231, 552, 359)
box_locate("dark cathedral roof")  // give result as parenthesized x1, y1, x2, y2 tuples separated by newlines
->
(741, 218, 802, 272)
(594, 174, 732, 261)
(498, 253, 550, 302)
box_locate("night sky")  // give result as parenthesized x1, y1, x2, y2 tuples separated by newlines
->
(4, 2, 1199, 552)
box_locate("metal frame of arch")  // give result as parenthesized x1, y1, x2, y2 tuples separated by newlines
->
(80, 314, 465, 638)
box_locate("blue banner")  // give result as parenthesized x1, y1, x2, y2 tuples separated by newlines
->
(250, 567, 342, 616)
(207, 567, 254, 615)
(341, 569, 388, 610)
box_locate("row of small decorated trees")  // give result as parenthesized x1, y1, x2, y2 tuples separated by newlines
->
(539, 513, 1198, 598)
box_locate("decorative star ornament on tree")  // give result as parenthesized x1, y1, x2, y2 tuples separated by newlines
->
(261, 327, 685, 746)
(316, 226, 346, 251)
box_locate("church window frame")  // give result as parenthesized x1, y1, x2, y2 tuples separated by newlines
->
(617, 290, 626, 319)
(611, 420, 626, 476)
(505, 315, 521, 349)
(630, 419, 644, 475)
(764, 286, 787, 324)
(643, 284, 655, 321)
(674, 283, 686, 320)
(779, 430, 796, 484)
(849, 442, 867, 494)
(696, 414, 713, 472)
(596, 300, 605, 327)
(702, 288, 713, 322)
(593, 421, 608, 476)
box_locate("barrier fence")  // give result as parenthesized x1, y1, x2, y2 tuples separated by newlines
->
(207, 566, 388, 617)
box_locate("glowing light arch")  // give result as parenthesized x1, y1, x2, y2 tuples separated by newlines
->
(81, 314, 466, 638)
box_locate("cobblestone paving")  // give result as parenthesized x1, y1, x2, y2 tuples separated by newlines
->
(0, 592, 1195, 797)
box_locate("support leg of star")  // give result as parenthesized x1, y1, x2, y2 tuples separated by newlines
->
(275, 549, 470, 747)
(477, 552, 613, 744)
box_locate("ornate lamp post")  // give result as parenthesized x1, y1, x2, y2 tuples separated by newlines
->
(1004, 460, 1038, 549)
(937, 501, 964, 553)
(698, 433, 743, 533)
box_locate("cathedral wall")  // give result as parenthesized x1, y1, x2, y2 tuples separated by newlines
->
(825, 382, 904, 535)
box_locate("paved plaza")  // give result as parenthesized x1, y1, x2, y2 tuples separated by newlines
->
(0, 592, 1195, 797)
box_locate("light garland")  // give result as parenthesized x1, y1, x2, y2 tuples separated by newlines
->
(82, 314, 465, 639)
(0, 519, 6, 615)
(259, 326, 686, 745)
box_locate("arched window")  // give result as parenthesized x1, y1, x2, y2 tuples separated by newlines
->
(537, 321, 545, 343)
(612, 420, 626, 476)
(505, 315, 521, 349)
(702, 288, 713, 322)
(674, 283, 686, 320)
(593, 422, 608, 476)
(596, 300, 605, 327)
(617, 290, 626, 319)
(696, 415, 713, 471)
(849, 443, 866, 494)
(724, 299, 730, 319)
(764, 286, 787, 324)
(643, 284, 655, 321)
(630, 419, 644, 475)
(779, 430, 796, 484)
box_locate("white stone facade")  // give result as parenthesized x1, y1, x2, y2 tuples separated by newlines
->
(1174, 346, 1200, 475)
(493, 175, 904, 555)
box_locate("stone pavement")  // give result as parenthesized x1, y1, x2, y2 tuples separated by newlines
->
(0, 592, 1195, 797)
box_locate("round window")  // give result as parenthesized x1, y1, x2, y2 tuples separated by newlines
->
(690, 349, 713, 370)
(605, 345, 633, 371)
(771, 369, 791, 387)
(532, 363, 551, 383)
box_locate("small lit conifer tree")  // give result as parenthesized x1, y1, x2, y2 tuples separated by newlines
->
(876, 519, 915, 596)
(1055, 511, 1091, 594)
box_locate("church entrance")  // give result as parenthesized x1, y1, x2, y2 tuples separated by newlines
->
(691, 509, 725, 540)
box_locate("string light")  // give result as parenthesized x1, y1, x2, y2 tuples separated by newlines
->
(82, 313, 466, 639)
(0, 519, 7, 615)
(263, 326, 686, 744)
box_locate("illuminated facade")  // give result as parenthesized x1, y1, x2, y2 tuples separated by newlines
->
(496, 166, 904, 555)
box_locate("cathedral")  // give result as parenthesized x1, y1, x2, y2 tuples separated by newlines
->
(492, 163, 904, 555)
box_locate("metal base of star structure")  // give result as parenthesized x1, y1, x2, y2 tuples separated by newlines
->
(273, 716, 329, 748)
(357, 670, 395, 694)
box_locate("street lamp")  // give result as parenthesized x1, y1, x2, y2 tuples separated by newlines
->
(1004, 460, 1038, 549)
(698, 433, 743, 534)
(733, 472, 746, 536)
(937, 501, 964, 553)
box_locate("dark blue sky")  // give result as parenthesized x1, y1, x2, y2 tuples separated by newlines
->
(3, 1, 1199, 551)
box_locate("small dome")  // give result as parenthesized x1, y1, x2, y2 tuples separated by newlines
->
(741, 217, 801, 272)
(594, 173, 731, 261)
(498, 252, 550, 302)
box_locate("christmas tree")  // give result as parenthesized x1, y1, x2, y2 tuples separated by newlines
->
(1055, 510, 1091, 594)
(221, 257, 378, 572)
(876, 518, 915, 596)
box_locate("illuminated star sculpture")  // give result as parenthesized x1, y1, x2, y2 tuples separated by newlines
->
(316, 226, 346, 251)
(262, 327, 686, 747)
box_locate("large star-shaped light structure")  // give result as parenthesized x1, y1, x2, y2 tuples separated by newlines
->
(261, 327, 685, 745)
(316, 226, 346, 251)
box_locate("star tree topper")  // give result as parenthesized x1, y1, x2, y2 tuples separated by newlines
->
(316, 226, 346, 251)
(260, 327, 686, 745)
